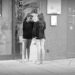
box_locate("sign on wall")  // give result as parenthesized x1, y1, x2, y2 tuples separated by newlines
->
(51, 15, 57, 26)
(47, 0, 61, 14)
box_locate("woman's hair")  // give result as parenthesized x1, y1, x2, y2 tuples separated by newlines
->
(31, 8, 37, 13)
(38, 13, 46, 28)
(26, 13, 31, 17)
(24, 13, 33, 21)
(38, 13, 44, 21)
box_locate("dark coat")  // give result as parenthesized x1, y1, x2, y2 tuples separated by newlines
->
(32, 21, 46, 39)
(23, 19, 34, 39)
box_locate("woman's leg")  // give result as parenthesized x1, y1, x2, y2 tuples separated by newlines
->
(22, 40, 24, 60)
(22, 39, 27, 61)
(36, 39, 41, 63)
(26, 39, 32, 61)
(40, 39, 45, 61)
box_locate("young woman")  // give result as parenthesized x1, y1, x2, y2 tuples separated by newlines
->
(22, 14, 34, 61)
(32, 13, 46, 64)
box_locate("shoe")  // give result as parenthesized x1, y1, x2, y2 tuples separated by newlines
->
(19, 60, 26, 63)
(25, 59, 29, 62)
(20, 58, 29, 63)
(36, 61, 43, 65)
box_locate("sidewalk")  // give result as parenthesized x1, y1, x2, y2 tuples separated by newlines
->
(0, 58, 75, 75)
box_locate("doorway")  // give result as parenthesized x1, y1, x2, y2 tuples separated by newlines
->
(12, 0, 40, 58)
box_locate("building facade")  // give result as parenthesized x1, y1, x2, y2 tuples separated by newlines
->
(0, 0, 75, 60)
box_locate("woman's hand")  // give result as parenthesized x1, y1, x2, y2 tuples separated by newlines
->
(19, 36, 23, 43)
(32, 38, 36, 45)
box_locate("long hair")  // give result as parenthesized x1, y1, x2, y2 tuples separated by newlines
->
(24, 13, 33, 22)
(38, 13, 45, 28)
(31, 8, 37, 13)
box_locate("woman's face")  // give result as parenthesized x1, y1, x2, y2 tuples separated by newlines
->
(32, 14, 39, 22)
(26, 17, 30, 22)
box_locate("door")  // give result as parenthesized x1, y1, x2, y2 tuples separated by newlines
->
(67, 0, 75, 58)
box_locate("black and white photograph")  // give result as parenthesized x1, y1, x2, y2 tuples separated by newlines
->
(0, 0, 75, 75)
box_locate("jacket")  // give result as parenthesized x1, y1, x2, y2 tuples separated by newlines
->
(23, 19, 34, 39)
(32, 21, 46, 39)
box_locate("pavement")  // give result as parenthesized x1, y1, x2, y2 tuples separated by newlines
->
(0, 58, 75, 75)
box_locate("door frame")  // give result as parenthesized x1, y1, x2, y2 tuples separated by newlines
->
(12, 0, 21, 59)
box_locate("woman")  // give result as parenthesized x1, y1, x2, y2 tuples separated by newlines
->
(22, 14, 34, 61)
(32, 13, 46, 64)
